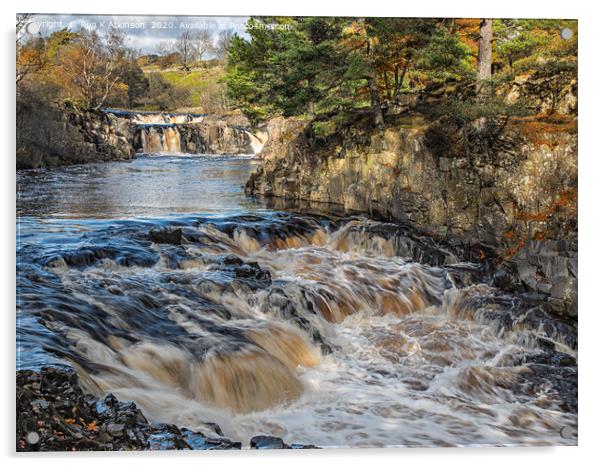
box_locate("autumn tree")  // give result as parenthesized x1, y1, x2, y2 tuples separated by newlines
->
(118, 56, 149, 108)
(363, 19, 440, 100)
(16, 15, 49, 85)
(58, 28, 129, 110)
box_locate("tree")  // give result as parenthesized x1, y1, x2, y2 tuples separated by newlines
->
(346, 20, 385, 128)
(141, 73, 190, 110)
(226, 17, 472, 128)
(175, 31, 195, 71)
(215, 29, 234, 61)
(16, 15, 49, 85)
(363, 18, 441, 100)
(477, 19, 493, 93)
(192, 30, 213, 63)
(493, 19, 577, 74)
(58, 28, 129, 110)
(118, 58, 149, 108)
(494, 20, 545, 70)
(226, 17, 370, 125)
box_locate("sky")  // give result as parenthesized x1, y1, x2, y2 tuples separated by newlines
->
(22, 14, 251, 53)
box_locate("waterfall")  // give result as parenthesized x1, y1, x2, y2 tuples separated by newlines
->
(104, 108, 207, 126)
(103, 109, 267, 156)
(244, 130, 268, 155)
(140, 125, 182, 154)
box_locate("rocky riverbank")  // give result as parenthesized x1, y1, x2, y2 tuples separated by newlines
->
(17, 366, 316, 451)
(246, 95, 577, 319)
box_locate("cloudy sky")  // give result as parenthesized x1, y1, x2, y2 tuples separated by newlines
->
(23, 14, 251, 53)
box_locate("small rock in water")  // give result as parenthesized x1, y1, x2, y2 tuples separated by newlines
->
(146, 430, 191, 450)
(202, 422, 225, 437)
(250, 435, 289, 449)
(148, 228, 184, 245)
(249, 436, 318, 449)
(181, 428, 242, 450)
(290, 443, 319, 449)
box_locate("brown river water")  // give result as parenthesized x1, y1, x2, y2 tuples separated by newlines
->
(16, 154, 577, 447)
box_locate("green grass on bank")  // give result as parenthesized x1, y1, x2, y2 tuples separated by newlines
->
(142, 66, 226, 113)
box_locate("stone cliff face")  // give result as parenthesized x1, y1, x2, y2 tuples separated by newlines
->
(246, 113, 577, 317)
(68, 110, 138, 162)
(248, 115, 576, 240)
(175, 118, 266, 155)
(16, 107, 139, 169)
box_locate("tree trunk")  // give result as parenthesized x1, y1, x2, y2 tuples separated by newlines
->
(368, 76, 385, 129)
(477, 19, 493, 94)
(364, 37, 385, 129)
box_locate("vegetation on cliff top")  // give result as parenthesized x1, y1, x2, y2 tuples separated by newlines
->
(224, 17, 577, 130)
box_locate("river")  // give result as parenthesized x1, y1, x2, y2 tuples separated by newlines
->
(16, 154, 577, 448)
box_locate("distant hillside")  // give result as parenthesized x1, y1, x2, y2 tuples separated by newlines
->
(140, 65, 229, 114)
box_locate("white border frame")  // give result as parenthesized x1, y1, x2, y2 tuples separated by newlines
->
(3, 2, 598, 465)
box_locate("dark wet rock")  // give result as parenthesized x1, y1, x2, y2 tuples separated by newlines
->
(521, 350, 578, 414)
(221, 254, 245, 266)
(249, 435, 318, 450)
(446, 287, 577, 351)
(260, 285, 334, 354)
(182, 428, 241, 450)
(146, 424, 191, 450)
(509, 240, 578, 318)
(45, 245, 158, 270)
(202, 422, 225, 437)
(16, 366, 241, 451)
(233, 262, 272, 289)
(148, 228, 184, 246)
(250, 435, 289, 449)
(215, 255, 272, 290)
(492, 263, 522, 291)
(105, 423, 125, 436)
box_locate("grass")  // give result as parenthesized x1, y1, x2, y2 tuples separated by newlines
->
(142, 65, 225, 111)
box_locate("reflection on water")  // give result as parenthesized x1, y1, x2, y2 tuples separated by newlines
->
(17, 155, 262, 219)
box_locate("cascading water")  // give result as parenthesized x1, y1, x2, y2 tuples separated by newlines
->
(244, 130, 268, 155)
(104, 109, 207, 126)
(103, 109, 266, 156)
(16, 156, 577, 448)
(140, 125, 182, 154)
